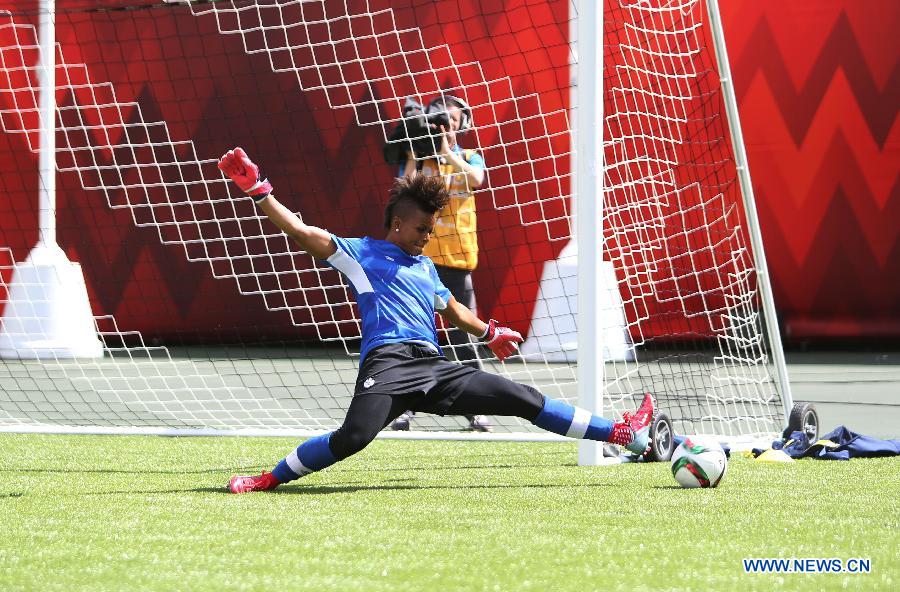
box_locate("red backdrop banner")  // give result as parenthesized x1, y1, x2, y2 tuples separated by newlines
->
(0, 0, 897, 341)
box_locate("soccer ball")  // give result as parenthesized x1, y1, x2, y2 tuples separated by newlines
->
(670, 437, 728, 488)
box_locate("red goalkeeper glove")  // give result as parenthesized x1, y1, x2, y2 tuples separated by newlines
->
(217, 147, 273, 202)
(482, 319, 523, 362)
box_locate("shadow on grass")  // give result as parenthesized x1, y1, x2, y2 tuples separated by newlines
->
(336, 462, 575, 473)
(206, 480, 620, 495)
(1, 460, 573, 475)
(20, 479, 619, 498)
(0, 466, 264, 475)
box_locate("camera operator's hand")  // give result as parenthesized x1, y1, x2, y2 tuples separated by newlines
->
(436, 124, 485, 188)
(438, 125, 453, 158)
(401, 148, 418, 178)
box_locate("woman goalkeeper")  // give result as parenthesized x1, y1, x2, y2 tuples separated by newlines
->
(218, 148, 655, 493)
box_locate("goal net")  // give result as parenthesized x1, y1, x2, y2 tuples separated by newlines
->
(0, 0, 788, 441)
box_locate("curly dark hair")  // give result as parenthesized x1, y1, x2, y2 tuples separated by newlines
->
(383, 174, 450, 229)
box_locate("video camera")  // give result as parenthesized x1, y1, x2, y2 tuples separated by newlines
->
(383, 95, 473, 165)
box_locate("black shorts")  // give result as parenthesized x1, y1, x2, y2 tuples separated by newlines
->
(354, 342, 480, 414)
(353, 342, 544, 419)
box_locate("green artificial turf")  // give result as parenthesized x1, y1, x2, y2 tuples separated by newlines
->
(0, 434, 897, 591)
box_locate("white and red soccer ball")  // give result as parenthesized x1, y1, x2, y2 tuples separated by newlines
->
(670, 437, 728, 488)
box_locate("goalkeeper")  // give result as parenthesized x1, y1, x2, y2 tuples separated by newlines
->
(218, 148, 654, 493)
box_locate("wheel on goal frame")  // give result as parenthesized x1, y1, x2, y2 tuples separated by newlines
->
(644, 412, 675, 462)
(783, 402, 820, 442)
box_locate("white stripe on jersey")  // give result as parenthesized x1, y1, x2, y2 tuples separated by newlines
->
(327, 249, 374, 294)
(434, 292, 448, 310)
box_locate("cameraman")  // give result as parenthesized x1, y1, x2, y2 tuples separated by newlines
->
(393, 95, 491, 432)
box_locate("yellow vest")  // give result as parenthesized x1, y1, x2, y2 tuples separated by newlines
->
(421, 149, 480, 270)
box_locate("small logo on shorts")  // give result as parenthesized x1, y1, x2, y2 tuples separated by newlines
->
(363, 377, 375, 389)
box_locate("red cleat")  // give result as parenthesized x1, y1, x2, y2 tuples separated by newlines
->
(609, 393, 655, 455)
(228, 471, 280, 494)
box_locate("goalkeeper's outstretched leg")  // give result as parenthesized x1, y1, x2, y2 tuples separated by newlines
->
(229, 392, 411, 493)
(435, 371, 656, 456)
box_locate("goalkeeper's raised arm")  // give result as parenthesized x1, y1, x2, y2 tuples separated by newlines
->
(218, 148, 336, 260)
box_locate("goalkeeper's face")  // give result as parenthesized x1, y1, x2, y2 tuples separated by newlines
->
(389, 208, 437, 256)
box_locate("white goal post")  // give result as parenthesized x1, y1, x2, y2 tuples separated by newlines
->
(0, 0, 791, 450)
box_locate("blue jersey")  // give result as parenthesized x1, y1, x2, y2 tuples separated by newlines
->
(324, 235, 453, 362)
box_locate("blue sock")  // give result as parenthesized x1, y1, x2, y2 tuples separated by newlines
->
(272, 432, 338, 483)
(533, 396, 613, 441)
